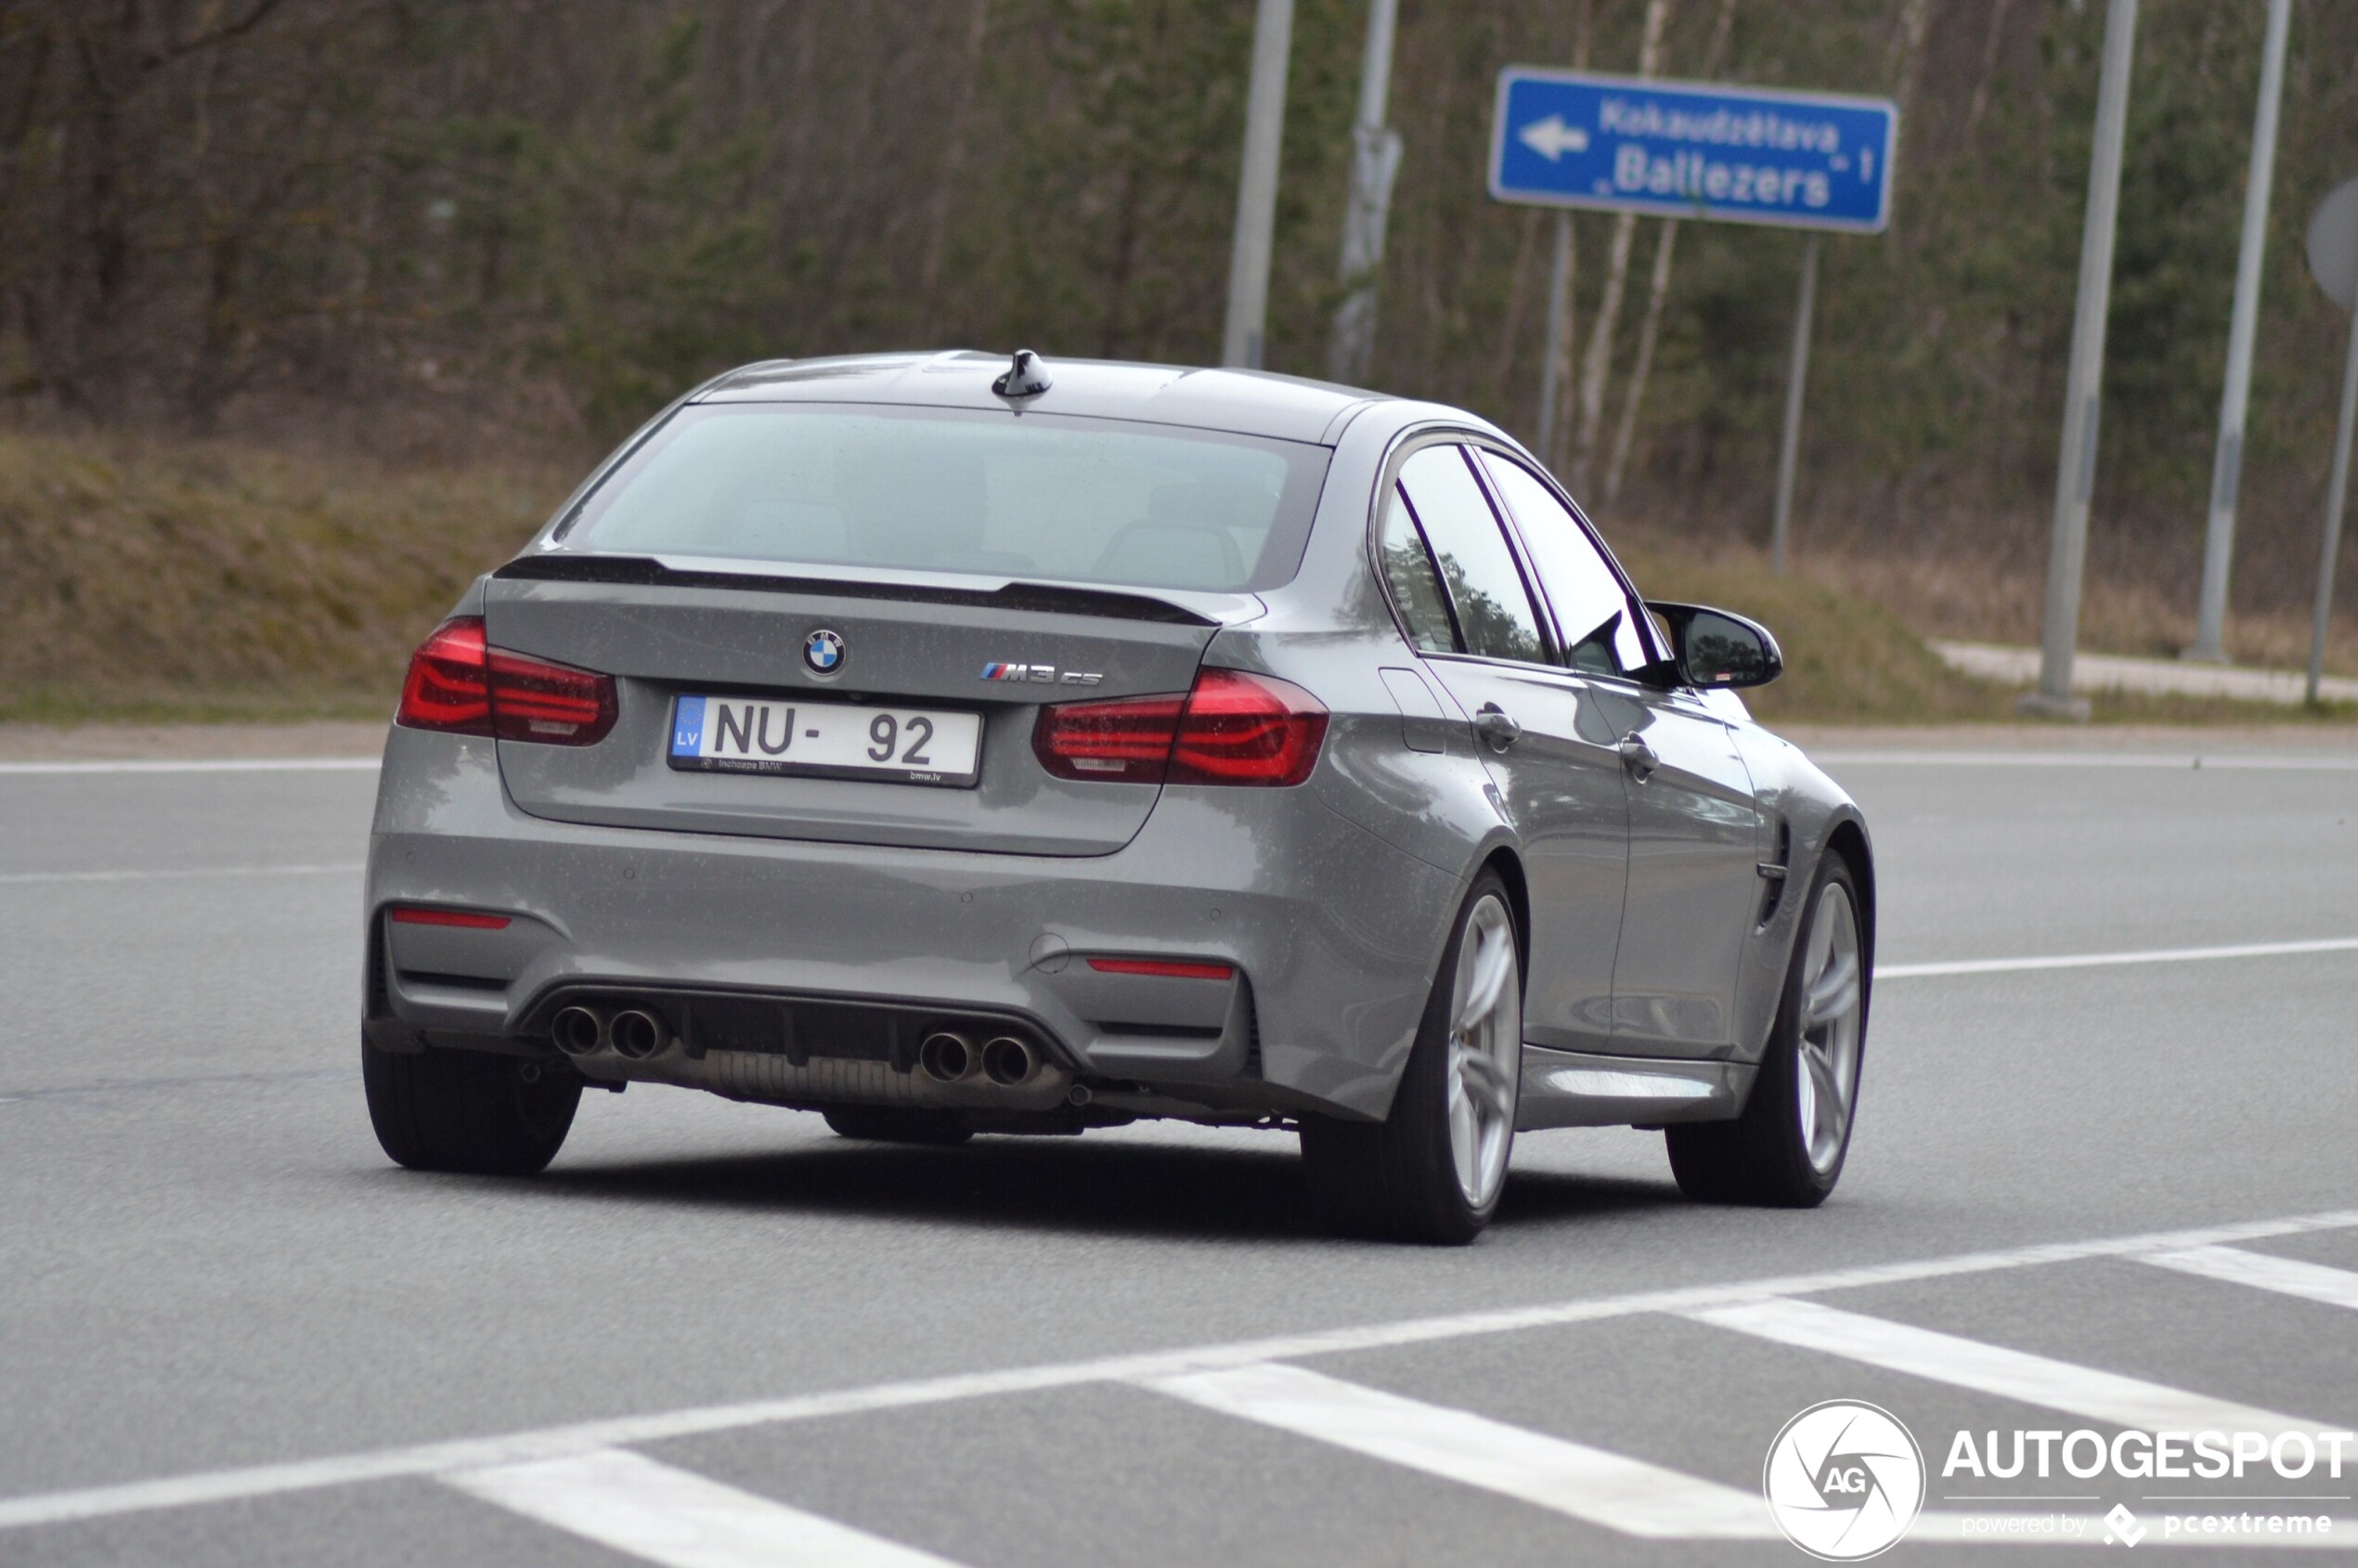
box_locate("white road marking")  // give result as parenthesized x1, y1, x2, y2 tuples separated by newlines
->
(3, 1207, 2352, 1532)
(0, 758, 379, 776)
(2142, 1246, 2358, 1312)
(1142, 1361, 1774, 1538)
(1878, 937, 2358, 980)
(0, 862, 363, 887)
(1811, 751, 2358, 771)
(1690, 1298, 2327, 1438)
(448, 1448, 960, 1568)
(1144, 1365, 2351, 1550)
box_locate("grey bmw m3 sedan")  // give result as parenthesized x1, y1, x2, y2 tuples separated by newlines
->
(362, 349, 1873, 1243)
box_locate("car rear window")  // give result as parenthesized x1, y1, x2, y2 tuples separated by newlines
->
(554, 404, 1331, 594)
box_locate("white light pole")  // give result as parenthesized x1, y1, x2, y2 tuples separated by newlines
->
(2186, 0, 2292, 665)
(1328, 0, 1401, 385)
(1223, 0, 1296, 370)
(2024, 0, 2138, 721)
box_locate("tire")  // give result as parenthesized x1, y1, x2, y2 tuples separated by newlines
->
(1302, 872, 1522, 1245)
(823, 1106, 974, 1146)
(362, 1042, 581, 1175)
(1666, 854, 1868, 1207)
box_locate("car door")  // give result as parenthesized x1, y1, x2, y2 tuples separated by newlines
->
(1474, 450, 1768, 1060)
(1382, 441, 1627, 1053)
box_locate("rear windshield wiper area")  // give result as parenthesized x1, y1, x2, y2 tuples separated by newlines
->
(493, 553, 1220, 628)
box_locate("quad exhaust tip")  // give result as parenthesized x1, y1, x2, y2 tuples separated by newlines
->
(551, 1005, 604, 1057)
(919, 1030, 979, 1083)
(610, 1008, 666, 1060)
(981, 1035, 1039, 1086)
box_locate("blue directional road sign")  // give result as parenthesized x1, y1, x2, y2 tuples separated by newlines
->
(1490, 70, 1897, 234)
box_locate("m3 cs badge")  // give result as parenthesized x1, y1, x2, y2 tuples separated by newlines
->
(980, 662, 1103, 686)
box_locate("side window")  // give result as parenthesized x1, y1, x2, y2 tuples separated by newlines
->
(1477, 452, 1650, 675)
(1377, 486, 1458, 653)
(1395, 446, 1548, 665)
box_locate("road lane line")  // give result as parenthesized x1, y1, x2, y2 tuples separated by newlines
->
(1811, 752, 2358, 771)
(4, 1206, 2355, 1532)
(1689, 1299, 2327, 1438)
(0, 862, 363, 887)
(1878, 937, 2358, 979)
(0, 758, 379, 776)
(2141, 1247, 2358, 1312)
(1141, 1362, 1774, 1538)
(447, 1448, 960, 1568)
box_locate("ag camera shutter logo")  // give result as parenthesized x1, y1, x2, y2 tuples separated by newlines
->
(1764, 1400, 1925, 1560)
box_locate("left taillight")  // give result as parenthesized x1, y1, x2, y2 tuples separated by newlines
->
(395, 616, 617, 746)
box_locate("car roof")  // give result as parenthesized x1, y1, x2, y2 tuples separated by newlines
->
(693, 351, 1388, 446)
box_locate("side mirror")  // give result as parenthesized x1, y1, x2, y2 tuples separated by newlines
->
(1644, 602, 1783, 690)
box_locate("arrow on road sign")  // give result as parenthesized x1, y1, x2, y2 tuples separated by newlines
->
(1516, 114, 1589, 162)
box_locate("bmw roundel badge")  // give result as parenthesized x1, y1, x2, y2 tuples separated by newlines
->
(802, 628, 846, 675)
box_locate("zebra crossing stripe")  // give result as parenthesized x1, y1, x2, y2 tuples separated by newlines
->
(2140, 1247, 2358, 1312)
(447, 1447, 960, 1568)
(1140, 1361, 1778, 1539)
(1688, 1298, 2326, 1438)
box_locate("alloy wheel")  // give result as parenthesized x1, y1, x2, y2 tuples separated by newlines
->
(1445, 893, 1522, 1209)
(1794, 880, 1863, 1174)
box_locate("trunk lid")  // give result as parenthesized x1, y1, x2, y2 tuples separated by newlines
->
(484, 555, 1247, 855)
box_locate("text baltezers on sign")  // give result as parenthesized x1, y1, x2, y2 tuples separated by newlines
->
(1490, 70, 1897, 234)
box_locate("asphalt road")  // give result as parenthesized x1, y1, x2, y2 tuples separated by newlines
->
(3, 740, 2355, 1566)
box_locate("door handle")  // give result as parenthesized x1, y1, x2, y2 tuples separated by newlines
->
(1473, 703, 1522, 753)
(1616, 732, 1659, 781)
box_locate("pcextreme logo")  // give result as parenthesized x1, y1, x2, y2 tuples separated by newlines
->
(1764, 1400, 1927, 1561)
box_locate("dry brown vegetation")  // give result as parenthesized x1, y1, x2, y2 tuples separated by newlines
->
(0, 433, 562, 721)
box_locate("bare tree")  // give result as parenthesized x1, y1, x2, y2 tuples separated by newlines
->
(1567, 0, 1668, 499)
(1603, 0, 1737, 504)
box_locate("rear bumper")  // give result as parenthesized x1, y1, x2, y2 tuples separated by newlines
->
(365, 726, 1461, 1119)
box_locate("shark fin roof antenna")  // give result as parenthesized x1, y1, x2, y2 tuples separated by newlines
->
(991, 348, 1053, 400)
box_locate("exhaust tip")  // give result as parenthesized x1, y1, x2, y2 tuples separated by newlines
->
(981, 1035, 1039, 1087)
(551, 1005, 605, 1056)
(919, 1030, 978, 1083)
(610, 1008, 666, 1060)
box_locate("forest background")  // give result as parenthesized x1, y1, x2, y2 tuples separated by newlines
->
(5, 0, 2356, 719)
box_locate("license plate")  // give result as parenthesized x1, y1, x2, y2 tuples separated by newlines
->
(667, 695, 982, 786)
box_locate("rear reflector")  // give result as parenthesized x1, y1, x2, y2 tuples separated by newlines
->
(1033, 667, 1327, 787)
(1086, 957, 1236, 980)
(389, 907, 512, 930)
(395, 616, 618, 745)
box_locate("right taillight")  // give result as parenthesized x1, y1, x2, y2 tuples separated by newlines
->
(1032, 667, 1327, 787)
(395, 616, 617, 746)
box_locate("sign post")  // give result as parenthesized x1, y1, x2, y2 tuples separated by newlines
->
(1771, 235, 1821, 576)
(1487, 70, 1895, 543)
(2302, 176, 2358, 706)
